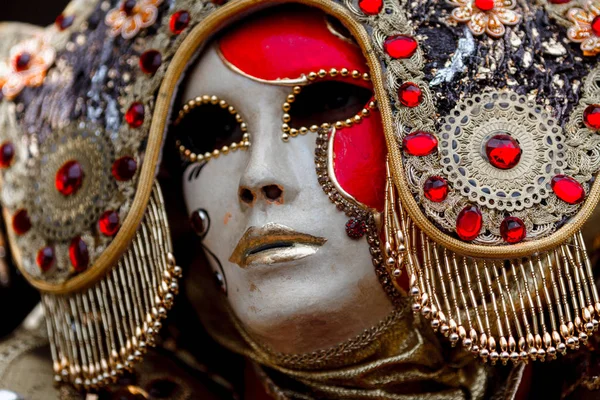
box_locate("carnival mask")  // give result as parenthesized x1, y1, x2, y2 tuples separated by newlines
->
(176, 8, 395, 353)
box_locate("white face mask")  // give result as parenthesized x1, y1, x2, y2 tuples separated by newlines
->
(179, 45, 393, 354)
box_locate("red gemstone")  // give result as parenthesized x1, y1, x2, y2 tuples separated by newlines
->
(14, 52, 31, 72)
(69, 237, 89, 272)
(99, 210, 120, 236)
(592, 16, 600, 36)
(170, 10, 191, 34)
(55, 14, 75, 31)
(12, 209, 31, 236)
(500, 216, 526, 244)
(384, 35, 418, 59)
(126, 102, 145, 128)
(36, 246, 55, 272)
(112, 156, 137, 181)
(358, 0, 383, 15)
(456, 205, 483, 241)
(584, 104, 600, 130)
(345, 217, 366, 239)
(551, 175, 585, 204)
(0, 142, 15, 168)
(398, 82, 422, 108)
(139, 50, 162, 75)
(548, 0, 571, 3)
(424, 176, 449, 202)
(475, 0, 494, 11)
(55, 160, 84, 196)
(121, 0, 137, 15)
(485, 134, 522, 170)
(402, 131, 438, 156)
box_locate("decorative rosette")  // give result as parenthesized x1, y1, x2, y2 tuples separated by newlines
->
(448, 0, 522, 38)
(567, 0, 600, 56)
(0, 36, 55, 99)
(105, 0, 164, 39)
(401, 90, 600, 245)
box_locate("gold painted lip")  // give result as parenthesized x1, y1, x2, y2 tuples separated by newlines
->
(229, 223, 327, 268)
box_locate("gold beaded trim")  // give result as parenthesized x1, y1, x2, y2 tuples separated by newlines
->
(281, 68, 377, 141)
(173, 95, 250, 163)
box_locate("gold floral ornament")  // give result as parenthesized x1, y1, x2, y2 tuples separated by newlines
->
(0, 36, 55, 100)
(105, 0, 164, 40)
(567, 1, 600, 56)
(448, 0, 522, 38)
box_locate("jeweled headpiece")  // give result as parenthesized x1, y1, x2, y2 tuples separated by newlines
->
(1, 0, 600, 392)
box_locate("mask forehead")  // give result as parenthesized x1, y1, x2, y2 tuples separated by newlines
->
(218, 6, 368, 82)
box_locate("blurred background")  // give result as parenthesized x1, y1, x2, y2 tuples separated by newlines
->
(3, 1, 71, 26)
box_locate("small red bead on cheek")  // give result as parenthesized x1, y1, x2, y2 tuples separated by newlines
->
(345, 217, 366, 239)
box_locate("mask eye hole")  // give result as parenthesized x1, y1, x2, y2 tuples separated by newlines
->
(173, 96, 249, 162)
(286, 80, 373, 132)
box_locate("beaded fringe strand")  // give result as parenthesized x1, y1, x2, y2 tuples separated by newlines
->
(41, 183, 181, 389)
(384, 161, 600, 364)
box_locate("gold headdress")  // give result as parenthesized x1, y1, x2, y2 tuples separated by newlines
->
(380, 0, 600, 364)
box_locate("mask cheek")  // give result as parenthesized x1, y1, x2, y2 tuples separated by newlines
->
(331, 109, 387, 212)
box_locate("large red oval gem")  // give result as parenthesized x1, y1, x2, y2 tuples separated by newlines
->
(358, 0, 383, 15)
(456, 205, 483, 241)
(170, 10, 191, 34)
(55, 14, 75, 31)
(424, 176, 449, 202)
(112, 156, 137, 181)
(475, 0, 494, 11)
(99, 210, 120, 236)
(0, 142, 15, 168)
(37, 246, 55, 272)
(584, 104, 600, 130)
(402, 131, 438, 156)
(14, 52, 31, 72)
(140, 50, 162, 75)
(384, 35, 418, 59)
(485, 134, 522, 170)
(500, 216, 526, 244)
(126, 102, 145, 128)
(592, 16, 600, 36)
(69, 237, 89, 272)
(12, 209, 31, 236)
(551, 175, 585, 204)
(55, 160, 84, 196)
(398, 82, 422, 108)
(548, 0, 571, 3)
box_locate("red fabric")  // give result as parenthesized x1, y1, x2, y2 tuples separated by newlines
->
(220, 7, 386, 212)
(219, 8, 368, 82)
(333, 109, 387, 211)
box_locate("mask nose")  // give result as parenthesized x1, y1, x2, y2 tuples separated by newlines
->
(239, 184, 285, 205)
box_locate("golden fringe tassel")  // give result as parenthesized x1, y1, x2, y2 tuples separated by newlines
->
(384, 162, 600, 365)
(41, 182, 181, 389)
